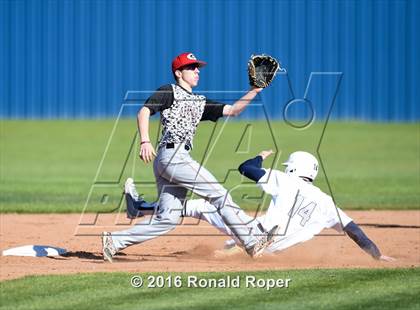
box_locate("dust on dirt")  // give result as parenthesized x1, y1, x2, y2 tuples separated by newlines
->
(1, 211, 419, 281)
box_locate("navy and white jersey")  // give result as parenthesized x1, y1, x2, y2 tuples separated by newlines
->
(257, 169, 352, 252)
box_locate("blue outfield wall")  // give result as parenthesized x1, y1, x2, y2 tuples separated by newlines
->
(0, 0, 419, 121)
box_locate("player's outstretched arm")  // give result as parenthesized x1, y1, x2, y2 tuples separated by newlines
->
(222, 87, 263, 117)
(138, 107, 156, 163)
(238, 150, 274, 182)
(343, 221, 396, 262)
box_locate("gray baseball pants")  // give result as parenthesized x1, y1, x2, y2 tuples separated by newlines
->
(111, 143, 258, 251)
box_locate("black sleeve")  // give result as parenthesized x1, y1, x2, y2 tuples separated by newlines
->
(143, 84, 174, 116)
(238, 156, 266, 182)
(344, 221, 381, 259)
(201, 99, 226, 122)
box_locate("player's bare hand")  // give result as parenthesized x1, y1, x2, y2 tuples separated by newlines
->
(259, 149, 274, 160)
(140, 142, 156, 163)
(250, 86, 263, 93)
(378, 255, 396, 262)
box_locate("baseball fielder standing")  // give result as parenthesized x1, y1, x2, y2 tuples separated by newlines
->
(102, 52, 277, 261)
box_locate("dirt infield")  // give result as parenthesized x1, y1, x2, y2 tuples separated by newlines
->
(1, 211, 419, 281)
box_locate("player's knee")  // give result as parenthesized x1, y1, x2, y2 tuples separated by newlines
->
(153, 213, 182, 226)
(208, 194, 235, 210)
(153, 204, 183, 224)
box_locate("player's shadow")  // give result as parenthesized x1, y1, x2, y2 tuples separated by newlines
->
(50, 251, 119, 260)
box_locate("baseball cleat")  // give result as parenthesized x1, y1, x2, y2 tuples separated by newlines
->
(125, 178, 159, 219)
(245, 225, 278, 258)
(125, 178, 140, 201)
(102, 232, 117, 263)
(125, 178, 145, 219)
(125, 193, 145, 219)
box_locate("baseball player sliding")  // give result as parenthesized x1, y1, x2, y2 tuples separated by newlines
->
(102, 52, 280, 262)
(124, 150, 395, 262)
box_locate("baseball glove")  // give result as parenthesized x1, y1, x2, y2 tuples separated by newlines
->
(248, 54, 282, 88)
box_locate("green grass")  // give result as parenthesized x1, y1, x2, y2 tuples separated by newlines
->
(0, 120, 419, 213)
(0, 269, 419, 310)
